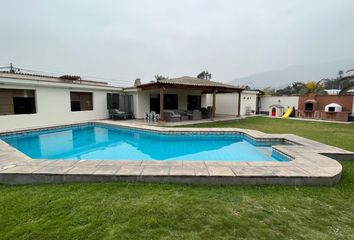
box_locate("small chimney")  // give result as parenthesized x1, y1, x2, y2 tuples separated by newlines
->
(134, 78, 141, 86)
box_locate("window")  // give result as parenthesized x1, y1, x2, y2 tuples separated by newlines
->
(149, 94, 178, 113)
(164, 94, 178, 109)
(70, 92, 93, 111)
(107, 93, 119, 109)
(187, 95, 201, 110)
(0, 89, 36, 115)
(328, 107, 335, 112)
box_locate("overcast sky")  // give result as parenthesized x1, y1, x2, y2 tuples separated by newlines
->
(1, 0, 354, 86)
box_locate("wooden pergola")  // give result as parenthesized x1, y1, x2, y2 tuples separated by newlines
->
(137, 77, 244, 121)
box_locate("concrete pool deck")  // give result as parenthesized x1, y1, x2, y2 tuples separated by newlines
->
(0, 120, 353, 185)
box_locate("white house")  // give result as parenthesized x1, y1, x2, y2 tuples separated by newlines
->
(4, 71, 295, 131)
(0, 72, 123, 131)
(1, 73, 249, 130)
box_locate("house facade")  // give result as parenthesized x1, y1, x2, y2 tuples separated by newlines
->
(204, 90, 260, 116)
(3, 70, 352, 132)
(0, 72, 123, 131)
(0, 73, 246, 131)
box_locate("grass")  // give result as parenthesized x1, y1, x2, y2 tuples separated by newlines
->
(185, 116, 354, 151)
(1, 117, 353, 239)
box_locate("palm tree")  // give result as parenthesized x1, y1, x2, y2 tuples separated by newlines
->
(338, 69, 354, 95)
(300, 80, 327, 96)
(154, 75, 168, 81)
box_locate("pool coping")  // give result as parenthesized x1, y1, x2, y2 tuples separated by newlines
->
(0, 120, 353, 186)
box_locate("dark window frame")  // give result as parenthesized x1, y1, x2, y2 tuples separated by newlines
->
(164, 94, 178, 110)
(0, 88, 37, 115)
(70, 91, 93, 112)
(107, 93, 120, 110)
(187, 95, 201, 110)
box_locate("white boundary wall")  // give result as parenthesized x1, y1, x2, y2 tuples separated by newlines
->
(259, 96, 299, 113)
(204, 91, 258, 116)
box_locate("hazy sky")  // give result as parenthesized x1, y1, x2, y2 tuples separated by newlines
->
(1, 0, 354, 86)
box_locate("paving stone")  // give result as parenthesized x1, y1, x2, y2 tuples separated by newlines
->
(0, 164, 16, 170)
(141, 160, 182, 167)
(207, 167, 235, 176)
(205, 161, 249, 167)
(1, 165, 45, 174)
(93, 165, 121, 175)
(231, 167, 275, 176)
(100, 160, 142, 166)
(182, 161, 206, 168)
(33, 166, 73, 174)
(246, 161, 291, 167)
(273, 166, 310, 177)
(194, 168, 210, 176)
(66, 167, 96, 175)
(169, 168, 195, 176)
(46, 160, 77, 167)
(141, 166, 170, 176)
(74, 160, 102, 167)
(116, 166, 144, 176)
(14, 160, 53, 167)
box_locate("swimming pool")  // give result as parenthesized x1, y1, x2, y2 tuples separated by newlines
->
(0, 124, 290, 162)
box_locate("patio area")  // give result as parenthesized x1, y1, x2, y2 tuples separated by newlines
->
(123, 114, 243, 127)
(129, 76, 244, 121)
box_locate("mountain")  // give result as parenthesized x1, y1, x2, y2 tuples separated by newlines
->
(229, 59, 354, 89)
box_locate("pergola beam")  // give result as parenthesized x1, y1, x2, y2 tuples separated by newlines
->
(159, 87, 165, 121)
(139, 83, 242, 94)
(212, 89, 216, 120)
(237, 91, 241, 116)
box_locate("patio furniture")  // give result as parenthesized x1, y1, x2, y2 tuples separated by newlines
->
(188, 109, 202, 120)
(144, 111, 149, 121)
(149, 111, 156, 121)
(201, 107, 212, 119)
(163, 110, 181, 122)
(181, 115, 189, 121)
(148, 111, 160, 122)
(177, 109, 189, 121)
(110, 109, 133, 120)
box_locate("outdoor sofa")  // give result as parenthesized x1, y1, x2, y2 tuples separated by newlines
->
(109, 109, 133, 120)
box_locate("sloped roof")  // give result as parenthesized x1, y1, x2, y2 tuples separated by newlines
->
(269, 104, 284, 108)
(0, 71, 124, 90)
(138, 76, 243, 91)
(0, 71, 109, 86)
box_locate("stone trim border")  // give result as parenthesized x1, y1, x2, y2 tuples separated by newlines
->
(0, 120, 353, 186)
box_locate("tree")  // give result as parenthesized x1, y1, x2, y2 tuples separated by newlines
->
(242, 85, 252, 90)
(319, 69, 354, 95)
(262, 86, 276, 95)
(272, 82, 305, 96)
(154, 75, 168, 81)
(338, 69, 354, 95)
(275, 85, 292, 96)
(291, 82, 305, 94)
(300, 80, 327, 96)
(197, 71, 211, 80)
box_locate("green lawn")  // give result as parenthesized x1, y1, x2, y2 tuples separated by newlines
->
(1, 117, 353, 239)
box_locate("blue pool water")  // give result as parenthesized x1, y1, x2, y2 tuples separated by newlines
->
(0, 124, 289, 162)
